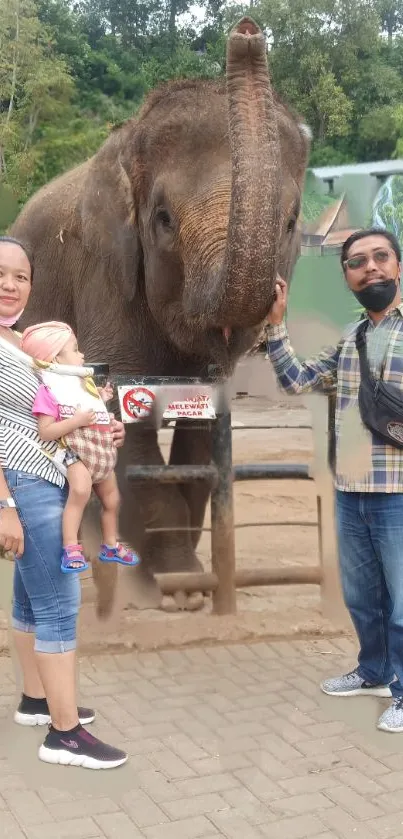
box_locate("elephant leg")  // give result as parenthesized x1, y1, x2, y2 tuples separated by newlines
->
(79, 488, 159, 620)
(114, 424, 207, 613)
(83, 421, 212, 616)
(117, 425, 204, 571)
(169, 421, 212, 549)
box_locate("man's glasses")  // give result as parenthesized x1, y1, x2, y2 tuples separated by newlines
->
(343, 248, 393, 271)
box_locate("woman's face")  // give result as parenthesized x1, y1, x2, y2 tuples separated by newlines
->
(0, 242, 32, 320)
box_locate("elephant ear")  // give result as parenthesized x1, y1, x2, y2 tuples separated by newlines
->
(79, 143, 140, 302)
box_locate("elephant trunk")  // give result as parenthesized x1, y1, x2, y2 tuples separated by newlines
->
(217, 17, 281, 328)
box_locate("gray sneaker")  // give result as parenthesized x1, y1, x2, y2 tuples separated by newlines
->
(321, 668, 392, 697)
(377, 697, 403, 732)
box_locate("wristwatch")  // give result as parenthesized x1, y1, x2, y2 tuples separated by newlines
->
(0, 498, 16, 510)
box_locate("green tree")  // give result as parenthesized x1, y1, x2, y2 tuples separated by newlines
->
(2, 0, 403, 216)
(358, 104, 397, 159)
(374, 0, 403, 44)
(0, 0, 73, 199)
(393, 103, 403, 156)
(255, 0, 403, 163)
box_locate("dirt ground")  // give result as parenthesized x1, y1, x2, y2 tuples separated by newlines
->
(187, 396, 320, 614)
(0, 394, 352, 656)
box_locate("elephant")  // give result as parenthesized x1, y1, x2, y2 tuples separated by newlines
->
(11, 16, 311, 616)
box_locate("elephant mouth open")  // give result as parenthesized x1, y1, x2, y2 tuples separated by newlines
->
(201, 324, 259, 370)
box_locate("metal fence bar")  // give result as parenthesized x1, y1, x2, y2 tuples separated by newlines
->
(127, 463, 313, 483)
(126, 464, 219, 484)
(230, 425, 313, 430)
(234, 464, 312, 481)
(155, 565, 322, 595)
(327, 392, 336, 474)
(145, 521, 318, 533)
(126, 462, 313, 484)
(110, 375, 218, 386)
(161, 423, 313, 431)
(210, 399, 237, 615)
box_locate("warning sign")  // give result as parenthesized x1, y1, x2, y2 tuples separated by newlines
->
(118, 383, 217, 423)
(163, 393, 216, 420)
(121, 386, 155, 421)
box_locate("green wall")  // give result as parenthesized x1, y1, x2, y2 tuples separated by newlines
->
(288, 253, 357, 332)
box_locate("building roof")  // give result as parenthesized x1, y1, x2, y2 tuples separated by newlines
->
(311, 160, 403, 180)
(313, 195, 345, 237)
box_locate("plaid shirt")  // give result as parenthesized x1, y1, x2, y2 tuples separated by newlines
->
(266, 304, 403, 493)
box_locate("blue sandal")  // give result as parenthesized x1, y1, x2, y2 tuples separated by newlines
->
(98, 542, 140, 567)
(61, 544, 89, 574)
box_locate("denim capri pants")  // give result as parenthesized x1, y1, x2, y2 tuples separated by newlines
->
(4, 469, 81, 653)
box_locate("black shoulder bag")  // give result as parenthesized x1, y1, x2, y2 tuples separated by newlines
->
(355, 319, 403, 448)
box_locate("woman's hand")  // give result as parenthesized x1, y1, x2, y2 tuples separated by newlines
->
(0, 508, 24, 558)
(109, 414, 125, 448)
(265, 276, 288, 326)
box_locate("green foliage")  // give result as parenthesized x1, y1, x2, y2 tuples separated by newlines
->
(301, 189, 336, 222)
(309, 144, 354, 166)
(141, 42, 221, 89)
(2, 0, 403, 219)
(357, 105, 397, 159)
(257, 0, 403, 165)
(0, 0, 74, 203)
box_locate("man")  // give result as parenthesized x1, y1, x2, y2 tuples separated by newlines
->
(265, 227, 403, 733)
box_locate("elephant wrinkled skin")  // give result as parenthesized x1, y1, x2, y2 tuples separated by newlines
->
(11, 17, 310, 616)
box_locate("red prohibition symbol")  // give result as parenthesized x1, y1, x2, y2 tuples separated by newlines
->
(122, 387, 155, 419)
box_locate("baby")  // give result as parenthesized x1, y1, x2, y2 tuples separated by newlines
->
(21, 321, 140, 574)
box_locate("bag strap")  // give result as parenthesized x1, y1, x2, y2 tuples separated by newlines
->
(355, 318, 393, 382)
(6, 427, 68, 478)
(0, 333, 94, 378)
(355, 319, 375, 383)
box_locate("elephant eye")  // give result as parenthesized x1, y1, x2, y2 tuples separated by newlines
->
(155, 208, 172, 228)
(287, 217, 297, 233)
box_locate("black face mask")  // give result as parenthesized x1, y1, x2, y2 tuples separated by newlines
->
(353, 279, 397, 313)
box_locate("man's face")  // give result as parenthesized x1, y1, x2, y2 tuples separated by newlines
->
(343, 234, 401, 292)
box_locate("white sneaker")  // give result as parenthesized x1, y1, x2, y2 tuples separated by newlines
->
(321, 668, 392, 698)
(377, 698, 403, 732)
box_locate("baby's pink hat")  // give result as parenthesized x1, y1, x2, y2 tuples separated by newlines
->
(21, 321, 73, 362)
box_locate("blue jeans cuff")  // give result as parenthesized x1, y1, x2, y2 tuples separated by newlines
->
(34, 638, 77, 654)
(12, 617, 36, 634)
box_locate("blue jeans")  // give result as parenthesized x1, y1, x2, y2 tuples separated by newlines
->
(4, 469, 80, 654)
(336, 490, 403, 696)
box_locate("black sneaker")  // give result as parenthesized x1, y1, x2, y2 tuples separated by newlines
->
(39, 724, 128, 769)
(14, 694, 95, 726)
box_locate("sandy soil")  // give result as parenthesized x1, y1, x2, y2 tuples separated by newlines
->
(0, 395, 353, 656)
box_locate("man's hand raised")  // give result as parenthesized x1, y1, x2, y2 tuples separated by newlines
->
(265, 277, 288, 326)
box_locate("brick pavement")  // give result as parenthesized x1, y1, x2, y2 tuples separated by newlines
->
(2, 637, 403, 838)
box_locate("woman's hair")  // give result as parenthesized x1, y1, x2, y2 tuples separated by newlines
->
(341, 227, 402, 266)
(0, 235, 34, 281)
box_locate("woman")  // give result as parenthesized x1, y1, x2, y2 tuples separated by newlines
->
(0, 235, 128, 769)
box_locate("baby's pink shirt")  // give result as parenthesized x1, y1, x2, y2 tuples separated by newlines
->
(32, 384, 60, 420)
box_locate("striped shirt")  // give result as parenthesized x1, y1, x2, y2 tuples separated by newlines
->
(266, 304, 403, 493)
(0, 339, 66, 488)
